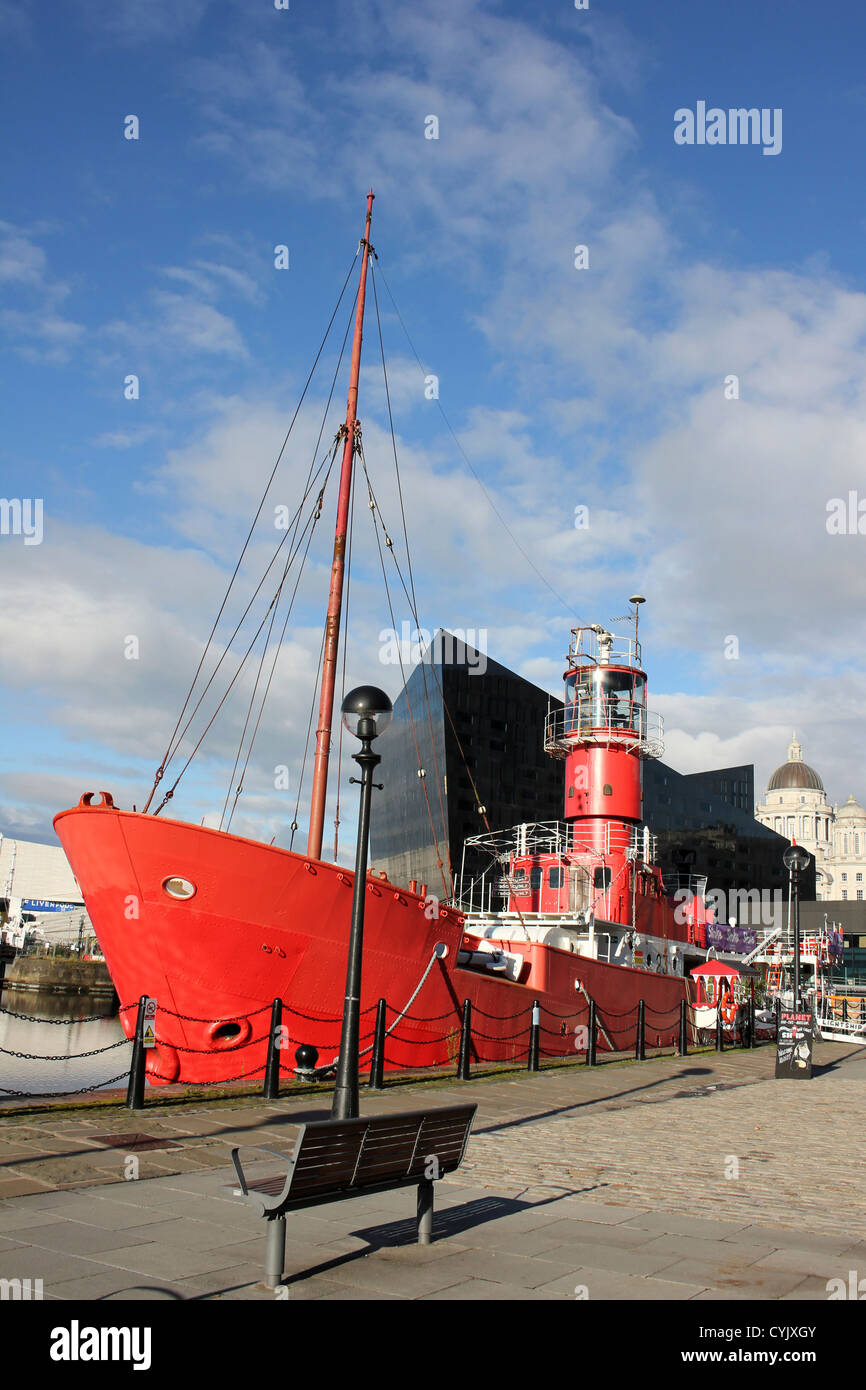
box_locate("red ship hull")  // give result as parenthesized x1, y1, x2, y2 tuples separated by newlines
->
(53, 800, 687, 1085)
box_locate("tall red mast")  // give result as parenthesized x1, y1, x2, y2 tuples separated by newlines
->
(307, 190, 375, 860)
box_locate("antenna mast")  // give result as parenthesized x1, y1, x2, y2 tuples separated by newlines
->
(307, 190, 375, 860)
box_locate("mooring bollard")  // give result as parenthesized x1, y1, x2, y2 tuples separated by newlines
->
(715, 1008, 724, 1052)
(587, 998, 597, 1067)
(635, 999, 646, 1060)
(678, 997, 688, 1056)
(457, 999, 472, 1080)
(126, 994, 148, 1111)
(368, 998, 387, 1090)
(263, 997, 283, 1100)
(527, 1000, 540, 1072)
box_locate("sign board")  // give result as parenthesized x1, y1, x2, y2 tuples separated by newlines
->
(21, 899, 81, 913)
(775, 1011, 813, 1079)
(142, 997, 157, 1049)
(705, 922, 758, 954)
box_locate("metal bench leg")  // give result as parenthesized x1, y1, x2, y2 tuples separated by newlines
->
(264, 1215, 287, 1289)
(417, 1178, 434, 1246)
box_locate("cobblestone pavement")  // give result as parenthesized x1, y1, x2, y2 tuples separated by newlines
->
(0, 1042, 863, 1300)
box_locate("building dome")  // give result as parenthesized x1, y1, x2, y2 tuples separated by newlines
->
(766, 735, 823, 793)
(836, 794, 866, 822)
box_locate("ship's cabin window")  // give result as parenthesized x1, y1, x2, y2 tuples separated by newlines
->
(511, 868, 527, 890)
(593, 866, 612, 890)
(529, 867, 543, 891)
(548, 867, 564, 888)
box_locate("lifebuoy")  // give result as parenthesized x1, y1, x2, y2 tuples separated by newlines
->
(721, 994, 737, 1025)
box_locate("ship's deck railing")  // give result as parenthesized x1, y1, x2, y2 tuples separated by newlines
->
(659, 872, 710, 897)
(544, 704, 664, 760)
(752, 926, 845, 960)
(462, 821, 654, 863)
(566, 627, 641, 670)
(455, 822, 659, 912)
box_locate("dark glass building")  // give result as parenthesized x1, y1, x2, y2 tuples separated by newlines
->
(370, 631, 806, 910)
(643, 761, 814, 904)
(370, 634, 563, 897)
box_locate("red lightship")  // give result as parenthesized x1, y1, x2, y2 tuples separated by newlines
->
(54, 195, 719, 1086)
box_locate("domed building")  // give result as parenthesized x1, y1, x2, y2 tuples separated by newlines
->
(829, 795, 866, 900)
(755, 735, 866, 900)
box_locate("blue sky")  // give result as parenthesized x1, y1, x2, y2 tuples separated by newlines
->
(3, 0, 866, 853)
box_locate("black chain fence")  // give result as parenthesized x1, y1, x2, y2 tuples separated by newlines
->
(0, 988, 773, 1105)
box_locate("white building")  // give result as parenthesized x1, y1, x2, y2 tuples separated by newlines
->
(755, 735, 866, 900)
(0, 832, 84, 948)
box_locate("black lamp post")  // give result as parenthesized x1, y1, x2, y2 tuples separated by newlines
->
(782, 843, 810, 1011)
(331, 684, 393, 1121)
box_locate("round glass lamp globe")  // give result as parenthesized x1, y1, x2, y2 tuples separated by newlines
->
(782, 844, 811, 874)
(341, 685, 393, 739)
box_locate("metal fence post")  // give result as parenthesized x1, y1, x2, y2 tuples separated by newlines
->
(527, 1000, 540, 1072)
(715, 1008, 724, 1052)
(587, 998, 597, 1067)
(263, 997, 283, 1100)
(678, 997, 688, 1056)
(126, 994, 147, 1111)
(457, 999, 472, 1080)
(635, 999, 646, 1061)
(368, 998, 387, 1090)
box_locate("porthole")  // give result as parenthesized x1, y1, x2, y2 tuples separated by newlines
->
(207, 1017, 252, 1049)
(163, 876, 196, 900)
(212, 1022, 242, 1041)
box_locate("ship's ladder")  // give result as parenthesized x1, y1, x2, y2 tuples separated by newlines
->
(742, 923, 781, 966)
(766, 964, 783, 993)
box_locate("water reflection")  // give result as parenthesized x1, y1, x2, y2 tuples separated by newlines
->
(0, 987, 130, 1098)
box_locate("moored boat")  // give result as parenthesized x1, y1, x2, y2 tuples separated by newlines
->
(53, 194, 741, 1084)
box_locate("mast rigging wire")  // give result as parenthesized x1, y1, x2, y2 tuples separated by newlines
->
(142, 248, 361, 813)
(359, 446, 451, 904)
(151, 451, 340, 816)
(220, 286, 364, 829)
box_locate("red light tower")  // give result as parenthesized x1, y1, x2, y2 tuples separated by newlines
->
(544, 597, 664, 919)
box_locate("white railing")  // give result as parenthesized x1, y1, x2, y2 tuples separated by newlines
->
(566, 627, 640, 670)
(544, 705, 664, 759)
(462, 820, 655, 862)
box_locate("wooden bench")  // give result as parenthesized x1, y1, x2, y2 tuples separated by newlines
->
(231, 1104, 477, 1288)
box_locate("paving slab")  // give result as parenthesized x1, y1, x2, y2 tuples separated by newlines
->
(752, 1247, 861, 1279)
(651, 1258, 809, 1297)
(20, 1223, 154, 1257)
(420, 1278, 558, 1300)
(534, 1266, 708, 1299)
(83, 1241, 250, 1281)
(46, 1272, 188, 1301)
(637, 1233, 777, 1264)
(529, 1238, 680, 1278)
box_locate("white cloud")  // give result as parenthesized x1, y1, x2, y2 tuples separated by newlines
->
(72, 0, 211, 45)
(0, 222, 84, 363)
